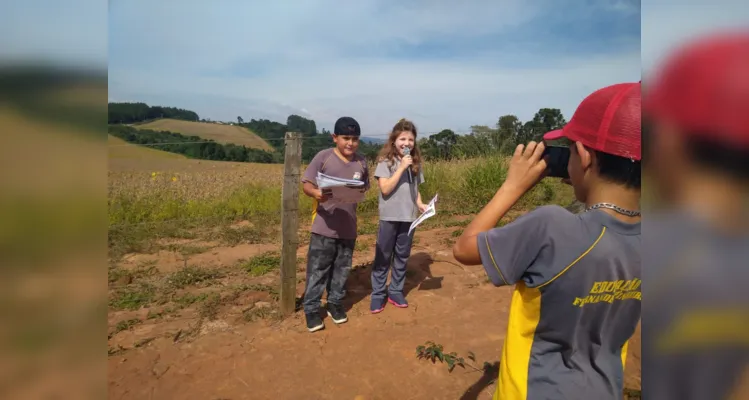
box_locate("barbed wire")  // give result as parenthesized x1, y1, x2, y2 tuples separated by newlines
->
(108, 212, 465, 232)
(107, 129, 478, 148)
(107, 204, 469, 230)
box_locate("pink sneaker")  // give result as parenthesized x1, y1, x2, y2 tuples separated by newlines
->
(388, 295, 409, 308)
(370, 297, 386, 314)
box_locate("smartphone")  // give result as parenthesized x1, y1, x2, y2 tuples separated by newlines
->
(542, 145, 570, 179)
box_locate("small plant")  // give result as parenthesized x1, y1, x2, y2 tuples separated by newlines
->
(358, 220, 379, 235)
(198, 292, 223, 321)
(108, 263, 158, 286)
(173, 292, 209, 307)
(167, 265, 223, 288)
(243, 304, 281, 322)
(217, 224, 265, 246)
(355, 240, 372, 252)
(109, 283, 156, 310)
(416, 341, 472, 372)
(110, 318, 142, 338)
(240, 252, 281, 277)
(416, 341, 493, 374)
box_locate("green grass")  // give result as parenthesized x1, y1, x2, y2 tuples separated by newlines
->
(109, 283, 156, 311)
(239, 252, 281, 277)
(110, 318, 141, 337)
(167, 266, 224, 289)
(108, 155, 575, 254)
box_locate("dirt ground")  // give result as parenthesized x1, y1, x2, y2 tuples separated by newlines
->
(108, 226, 641, 400)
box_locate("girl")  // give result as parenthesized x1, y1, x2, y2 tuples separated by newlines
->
(370, 118, 428, 313)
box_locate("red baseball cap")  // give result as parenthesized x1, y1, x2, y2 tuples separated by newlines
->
(643, 31, 749, 149)
(544, 82, 641, 161)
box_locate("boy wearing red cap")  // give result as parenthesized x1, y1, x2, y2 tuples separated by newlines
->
(454, 83, 642, 400)
(643, 32, 749, 400)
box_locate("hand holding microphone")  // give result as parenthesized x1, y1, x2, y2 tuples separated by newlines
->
(402, 146, 413, 183)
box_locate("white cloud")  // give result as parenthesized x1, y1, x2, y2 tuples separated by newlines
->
(108, 0, 641, 136)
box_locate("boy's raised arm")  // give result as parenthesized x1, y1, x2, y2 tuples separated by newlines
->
(376, 163, 407, 196)
(454, 141, 550, 285)
(453, 185, 524, 265)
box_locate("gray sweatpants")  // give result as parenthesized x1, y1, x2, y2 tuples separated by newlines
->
(302, 233, 355, 314)
(371, 221, 414, 300)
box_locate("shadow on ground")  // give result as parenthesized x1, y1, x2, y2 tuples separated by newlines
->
(460, 361, 500, 400)
(337, 251, 436, 313)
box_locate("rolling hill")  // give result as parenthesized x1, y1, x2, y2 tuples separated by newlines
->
(134, 119, 273, 151)
(108, 134, 283, 173)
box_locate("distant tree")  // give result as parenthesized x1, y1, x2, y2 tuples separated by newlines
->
(237, 116, 244, 124)
(286, 114, 317, 136)
(496, 115, 523, 154)
(428, 129, 459, 160)
(108, 102, 199, 124)
(455, 131, 492, 159)
(516, 108, 566, 145)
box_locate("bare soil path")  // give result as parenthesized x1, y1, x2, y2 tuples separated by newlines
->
(108, 227, 640, 400)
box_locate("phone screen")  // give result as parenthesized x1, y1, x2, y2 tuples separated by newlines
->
(542, 145, 571, 179)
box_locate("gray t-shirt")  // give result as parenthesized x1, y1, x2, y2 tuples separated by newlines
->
(477, 205, 641, 400)
(374, 159, 425, 222)
(642, 211, 749, 400)
(302, 148, 369, 240)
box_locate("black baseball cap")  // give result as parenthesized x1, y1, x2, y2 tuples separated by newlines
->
(333, 117, 361, 137)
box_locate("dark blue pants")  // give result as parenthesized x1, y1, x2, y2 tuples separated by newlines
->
(371, 221, 414, 300)
(302, 233, 355, 314)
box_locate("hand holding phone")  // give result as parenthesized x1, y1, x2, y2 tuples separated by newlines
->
(541, 145, 571, 179)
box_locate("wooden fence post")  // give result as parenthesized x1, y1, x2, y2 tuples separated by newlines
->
(280, 132, 302, 316)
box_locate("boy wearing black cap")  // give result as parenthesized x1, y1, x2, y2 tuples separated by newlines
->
(453, 83, 642, 399)
(300, 116, 370, 332)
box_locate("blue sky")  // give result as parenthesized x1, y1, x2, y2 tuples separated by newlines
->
(2, 1, 748, 137)
(105, 0, 642, 136)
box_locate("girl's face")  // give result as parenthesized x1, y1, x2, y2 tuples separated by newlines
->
(394, 131, 415, 157)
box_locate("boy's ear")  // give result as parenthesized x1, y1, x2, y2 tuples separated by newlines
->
(575, 141, 593, 171)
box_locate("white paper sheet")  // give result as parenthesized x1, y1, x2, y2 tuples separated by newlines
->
(408, 194, 439, 235)
(317, 172, 365, 188)
(317, 172, 366, 211)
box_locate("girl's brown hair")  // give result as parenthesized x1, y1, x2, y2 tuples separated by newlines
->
(378, 118, 422, 174)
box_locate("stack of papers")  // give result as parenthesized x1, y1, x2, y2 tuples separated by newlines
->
(408, 194, 439, 235)
(317, 172, 366, 211)
(317, 172, 365, 188)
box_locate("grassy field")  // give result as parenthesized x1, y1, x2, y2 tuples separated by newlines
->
(134, 118, 274, 151)
(105, 132, 640, 399)
(108, 150, 575, 259)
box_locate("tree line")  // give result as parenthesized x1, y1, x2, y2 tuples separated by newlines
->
(109, 125, 278, 163)
(109, 101, 568, 164)
(237, 107, 567, 163)
(109, 102, 200, 124)
(418, 108, 567, 161)
(239, 115, 381, 162)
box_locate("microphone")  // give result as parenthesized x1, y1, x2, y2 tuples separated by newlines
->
(403, 146, 412, 183)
